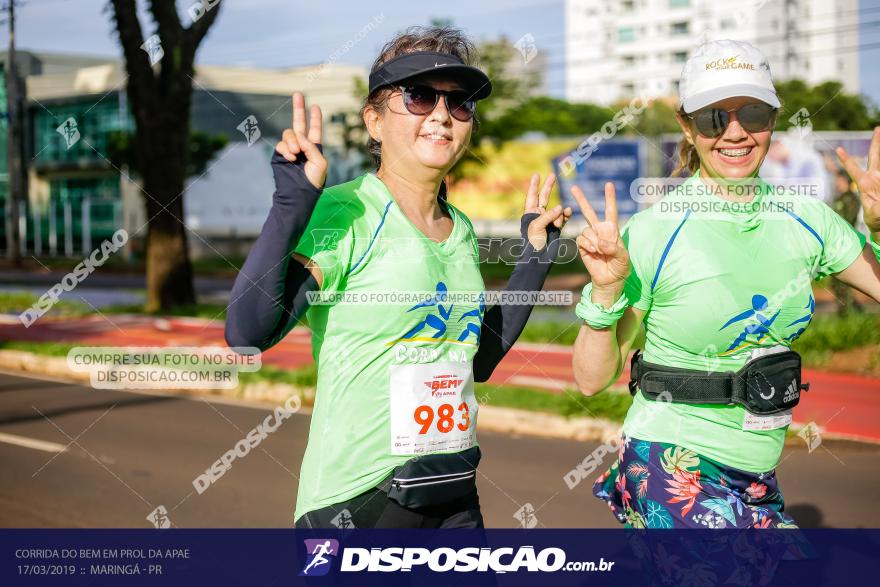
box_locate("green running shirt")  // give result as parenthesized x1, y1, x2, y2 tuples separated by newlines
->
(613, 172, 863, 473)
(292, 173, 486, 521)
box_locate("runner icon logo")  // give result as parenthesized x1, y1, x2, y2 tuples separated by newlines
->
(330, 509, 356, 530)
(514, 503, 538, 529)
(300, 539, 340, 577)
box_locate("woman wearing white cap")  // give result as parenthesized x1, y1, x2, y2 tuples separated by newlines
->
(570, 39, 880, 528)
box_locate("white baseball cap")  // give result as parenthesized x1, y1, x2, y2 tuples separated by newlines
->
(678, 39, 780, 113)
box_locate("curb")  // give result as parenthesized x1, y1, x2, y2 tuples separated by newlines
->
(0, 349, 623, 444)
(0, 349, 316, 404)
(0, 349, 874, 449)
(477, 404, 621, 444)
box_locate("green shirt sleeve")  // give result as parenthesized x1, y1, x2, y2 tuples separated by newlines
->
(293, 192, 358, 293)
(620, 216, 654, 311)
(447, 203, 480, 259)
(869, 232, 880, 264)
(813, 200, 864, 279)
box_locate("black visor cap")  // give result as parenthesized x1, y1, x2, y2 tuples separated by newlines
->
(368, 50, 492, 101)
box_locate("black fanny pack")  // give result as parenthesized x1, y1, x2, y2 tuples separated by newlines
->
(381, 446, 481, 510)
(629, 349, 809, 415)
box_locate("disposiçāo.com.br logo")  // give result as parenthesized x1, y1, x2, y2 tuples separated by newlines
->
(300, 539, 615, 575)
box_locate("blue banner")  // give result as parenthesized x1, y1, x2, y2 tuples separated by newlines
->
(2, 529, 879, 586)
(553, 138, 645, 221)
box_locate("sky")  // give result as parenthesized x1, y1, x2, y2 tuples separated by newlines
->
(6, 0, 567, 93)
(3, 0, 880, 106)
(857, 0, 880, 105)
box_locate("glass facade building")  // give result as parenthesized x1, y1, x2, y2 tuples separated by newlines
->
(1, 52, 366, 257)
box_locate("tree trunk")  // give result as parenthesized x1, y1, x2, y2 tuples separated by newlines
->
(144, 195, 196, 312)
(108, 0, 223, 313)
(140, 122, 197, 312)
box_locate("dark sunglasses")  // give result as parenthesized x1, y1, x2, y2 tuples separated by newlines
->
(686, 103, 777, 138)
(396, 85, 477, 122)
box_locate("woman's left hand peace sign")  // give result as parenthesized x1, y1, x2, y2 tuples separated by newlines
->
(524, 173, 573, 250)
(837, 126, 880, 233)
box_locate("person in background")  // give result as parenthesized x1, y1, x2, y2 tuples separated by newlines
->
(831, 168, 863, 315)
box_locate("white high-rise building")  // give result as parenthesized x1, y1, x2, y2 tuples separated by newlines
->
(565, 0, 860, 104)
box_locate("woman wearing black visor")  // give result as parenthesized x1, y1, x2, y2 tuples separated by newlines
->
(225, 26, 572, 528)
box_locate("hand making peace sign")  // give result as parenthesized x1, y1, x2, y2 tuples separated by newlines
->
(275, 92, 327, 189)
(523, 173, 573, 250)
(570, 182, 631, 290)
(837, 127, 880, 234)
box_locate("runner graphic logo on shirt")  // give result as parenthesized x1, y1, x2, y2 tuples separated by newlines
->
(719, 292, 815, 354)
(391, 282, 484, 345)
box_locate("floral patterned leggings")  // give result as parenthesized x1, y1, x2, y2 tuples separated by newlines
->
(592, 434, 799, 529)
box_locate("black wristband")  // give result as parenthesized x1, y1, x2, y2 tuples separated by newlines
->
(472, 213, 561, 381)
(518, 212, 562, 262)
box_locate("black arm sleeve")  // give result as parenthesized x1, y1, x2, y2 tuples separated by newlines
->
(472, 212, 561, 382)
(224, 148, 324, 352)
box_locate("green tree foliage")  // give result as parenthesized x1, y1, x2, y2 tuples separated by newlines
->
(480, 97, 614, 142)
(774, 80, 879, 131)
(429, 17, 454, 28)
(107, 130, 228, 178)
(625, 99, 683, 136)
(472, 35, 541, 133)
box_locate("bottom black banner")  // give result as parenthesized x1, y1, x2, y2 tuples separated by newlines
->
(2, 529, 877, 586)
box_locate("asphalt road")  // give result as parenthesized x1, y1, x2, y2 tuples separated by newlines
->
(1, 370, 878, 529)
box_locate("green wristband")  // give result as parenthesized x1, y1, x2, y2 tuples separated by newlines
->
(575, 283, 628, 329)
(870, 233, 880, 264)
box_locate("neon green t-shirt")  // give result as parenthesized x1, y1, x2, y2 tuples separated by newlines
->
(614, 173, 864, 473)
(292, 173, 486, 520)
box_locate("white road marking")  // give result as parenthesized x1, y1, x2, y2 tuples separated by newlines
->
(0, 432, 67, 453)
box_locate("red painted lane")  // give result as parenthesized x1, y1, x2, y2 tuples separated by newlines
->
(2, 316, 878, 441)
(490, 343, 880, 442)
(0, 315, 317, 371)
(794, 369, 880, 441)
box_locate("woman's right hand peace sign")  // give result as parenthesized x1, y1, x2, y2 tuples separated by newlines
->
(275, 92, 327, 189)
(570, 182, 631, 292)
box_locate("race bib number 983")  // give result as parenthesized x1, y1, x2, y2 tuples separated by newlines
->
(389, 362, 477, 455)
